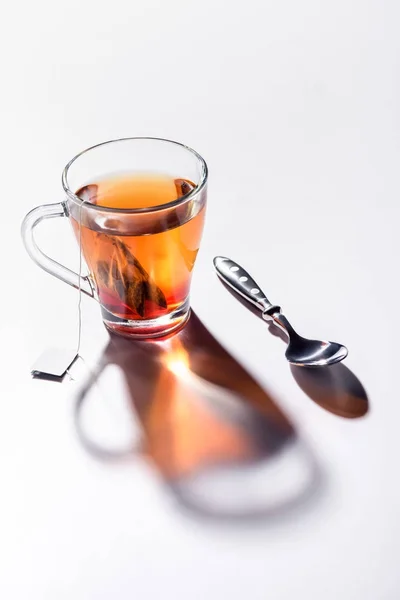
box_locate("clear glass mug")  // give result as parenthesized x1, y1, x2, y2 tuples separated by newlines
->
(21, 138, 208, 338)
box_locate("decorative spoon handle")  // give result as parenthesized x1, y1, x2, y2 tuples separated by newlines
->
(213, 257, 281, 316)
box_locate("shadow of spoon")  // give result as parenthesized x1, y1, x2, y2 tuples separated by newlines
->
(218, 280, 369, 419)
(290, 363, 369, 418)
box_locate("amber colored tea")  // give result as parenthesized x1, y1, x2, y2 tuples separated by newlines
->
(72, 174, 205, 322)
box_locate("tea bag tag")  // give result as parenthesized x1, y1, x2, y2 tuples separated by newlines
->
(31, 348, 79, 382)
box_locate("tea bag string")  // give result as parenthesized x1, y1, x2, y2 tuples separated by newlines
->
(65, 196, 87, 382)
(76, 194, 86, 356)
(31, 195, 86, 382)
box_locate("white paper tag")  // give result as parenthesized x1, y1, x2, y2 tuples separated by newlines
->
(31, 348, 79, 381)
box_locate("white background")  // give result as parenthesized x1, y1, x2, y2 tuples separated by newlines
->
(1, 1, 400, 598)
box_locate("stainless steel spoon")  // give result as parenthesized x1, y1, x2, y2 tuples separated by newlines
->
(213, 256, 348, 367)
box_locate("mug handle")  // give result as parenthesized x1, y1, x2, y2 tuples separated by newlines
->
(21, 202, 95, 298)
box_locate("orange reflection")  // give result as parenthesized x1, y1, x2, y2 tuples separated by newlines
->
(141, 336, 254, 479)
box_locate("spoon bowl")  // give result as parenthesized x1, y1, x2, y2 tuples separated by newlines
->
(284, 337, 348, 367)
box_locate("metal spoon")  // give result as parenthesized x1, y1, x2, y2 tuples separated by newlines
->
(213, 256, 348, 367)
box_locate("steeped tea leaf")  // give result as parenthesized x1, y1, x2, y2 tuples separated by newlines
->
(145, 281, 168, 309)
(115, 279, 126, 301)
(174, 178, 196, 197)
(126, 280, 146, 317)
(97, 261, 110, 286)
(111, 256, 122, 280)
(96, 234, 170, 317)
(114, 239, 148, 278)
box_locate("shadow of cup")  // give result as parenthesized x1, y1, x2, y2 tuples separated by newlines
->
(74, 311, 322, 521)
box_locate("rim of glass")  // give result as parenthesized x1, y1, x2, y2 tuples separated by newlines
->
(62, 136, 208, 214)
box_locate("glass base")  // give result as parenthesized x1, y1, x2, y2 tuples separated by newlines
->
(101, 299, 190, 339)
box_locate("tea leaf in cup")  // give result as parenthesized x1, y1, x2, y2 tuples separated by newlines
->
(115, 239, 148, 278)
(126, 280, 146, 317)
(111, 256, 122, 280)
(97, 237, 167, 317)
(144, 280, 167, 309)
(174, 178, 196, 197)
(115, 279, 126, 302)
(97, 261, 110, 286)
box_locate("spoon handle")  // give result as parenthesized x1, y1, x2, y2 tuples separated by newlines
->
(213, 257, 281, 315)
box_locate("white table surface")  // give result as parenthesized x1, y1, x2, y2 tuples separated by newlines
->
(1, 1, 400, 598)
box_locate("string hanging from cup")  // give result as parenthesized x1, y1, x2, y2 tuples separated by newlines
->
(76, 191, 86, 356)
(30, 195, 87, 381)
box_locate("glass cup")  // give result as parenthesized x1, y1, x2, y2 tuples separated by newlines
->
(21, 137, 208, 338)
